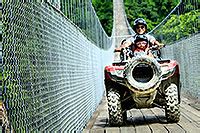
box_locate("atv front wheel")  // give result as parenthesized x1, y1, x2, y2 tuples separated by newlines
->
(107, 89, 126, 126)
(165, 83, 180, 122)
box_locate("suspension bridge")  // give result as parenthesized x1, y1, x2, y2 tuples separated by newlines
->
(1, 0, 200, 132)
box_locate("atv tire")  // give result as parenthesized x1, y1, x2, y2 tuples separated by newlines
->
(107, 89, 126, 126)
(165, 83, 180, 122)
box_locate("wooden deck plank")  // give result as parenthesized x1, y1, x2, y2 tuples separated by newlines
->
(129, 109, 152, 133)
(135, 125, 151, 133)
(120, 127, 136, 133)
(150, 107, 167, 123)
(180, 107, 200, 128)
(141, 108, 168, 133)
(83, 95, 200, 133)
(151, 107, 187, 133)
(180, 102, 200, 121)
(92, 117, 108, 128)
(178, 115, 200, 133)
(105, 127, 120, 133)
(181, 94, 200, 111)
(152, 104, 200, 132)
(149, 124, 168, 133)
(129, 109, 146, 125)
(90, 128, 105, 133)
(164, 123, 186, 133)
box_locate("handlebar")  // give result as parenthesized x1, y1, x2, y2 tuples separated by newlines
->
(149, 43, 165, 50)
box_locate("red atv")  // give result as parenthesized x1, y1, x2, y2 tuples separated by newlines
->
(104, 40, 181, 126)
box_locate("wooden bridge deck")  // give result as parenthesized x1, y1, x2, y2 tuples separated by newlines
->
(83, 94, 200, 133)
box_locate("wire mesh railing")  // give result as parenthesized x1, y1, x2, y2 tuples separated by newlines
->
(36, 0, 112, 49)
(59, 0, 112, 49)
(2, 1, 113, 132)
(161, 34, 200, 99)
(149, 0, 199, 45)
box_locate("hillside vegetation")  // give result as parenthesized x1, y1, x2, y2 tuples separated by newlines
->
(124, 0, 179, 32)
(92, 0, 199, 43)
(92, 0, 179, 35)
(92, 0, 113, 36)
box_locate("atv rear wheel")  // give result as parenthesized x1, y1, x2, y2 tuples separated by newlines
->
(165, 83, 180, 122)
(107, 89, 126, 126)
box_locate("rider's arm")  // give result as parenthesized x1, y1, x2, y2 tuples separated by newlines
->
(114, 38, 133, 52)
(153, 40, 165, 48)
(148, 35, 165, 48)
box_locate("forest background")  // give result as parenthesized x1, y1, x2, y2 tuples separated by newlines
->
(92, 0, 199, 43)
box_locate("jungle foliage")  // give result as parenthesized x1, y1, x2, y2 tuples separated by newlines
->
(155, 10, 200, 44)
(124, 0, 179, 32)
(92, 0, 179, 35)
(92, 0, 199, 43)
(92, 0, 113, 36)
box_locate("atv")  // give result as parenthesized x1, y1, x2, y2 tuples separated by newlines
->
(104, 43, 181, 126)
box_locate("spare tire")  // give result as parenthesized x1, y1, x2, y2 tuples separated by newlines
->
(125, 56, 161, 91)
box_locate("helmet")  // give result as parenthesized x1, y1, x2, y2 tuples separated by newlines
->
(134, 34, 148, 43)
(133, 18, 147, 32)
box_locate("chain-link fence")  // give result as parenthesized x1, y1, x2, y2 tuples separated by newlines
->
(150, 0, 200, 99)
(2, 2, 113, 132)
(59, 0, 112, 49)
(161, 34, 200, 99)
(33, 0, 112, 49)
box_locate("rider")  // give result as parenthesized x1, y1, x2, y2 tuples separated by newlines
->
(131, 34, 154, 57)
(126, 18, 164, 48)
(119, 18, 164, 60)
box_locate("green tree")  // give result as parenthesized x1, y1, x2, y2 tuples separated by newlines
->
(92, 0, 113, 36)
(124, 0, 179, 31)
(156, 10, 200, 44)
(92, 0, 199, 41)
